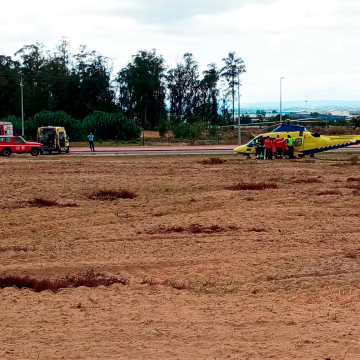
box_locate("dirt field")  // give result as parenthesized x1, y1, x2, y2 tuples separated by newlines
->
(1, 154, 360, 359)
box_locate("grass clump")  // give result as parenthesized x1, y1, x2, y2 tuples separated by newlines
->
(146, 223, 237, 235)
(199, 157, 226, 165)
(0, 269, 129, 293)
(249, 227, 266, 232)
(347, 177, 360, 182)
(349, 157, 359, 165)
(28, 198, 78, 208)
(0, 244, 34, 253)
(163, 278, 187, 290)
(316, 190, 341, 196)
(291, 177, 322, 184)
(88, 189, 137, 200)
(190, 280, 242, 295)
(346, 182, 360, 191)
(226, 182, 278, 191)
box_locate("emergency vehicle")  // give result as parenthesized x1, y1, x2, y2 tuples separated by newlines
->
(0, 122, 13, 136)
(37, 126, 70, 154)
(0, 136, 41, 157)
(234, 124, 360, 158)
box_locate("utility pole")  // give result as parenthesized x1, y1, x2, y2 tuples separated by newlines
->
(237, 72, 241, 145)
(20, 75, 24, 136)
(280, 77, 284, 123)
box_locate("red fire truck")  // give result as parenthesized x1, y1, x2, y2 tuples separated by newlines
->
(0, 136, 41, 157)
(0, 122, 13, 136)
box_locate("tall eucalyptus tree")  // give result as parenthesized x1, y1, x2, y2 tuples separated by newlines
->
(220, 51, 246, 124)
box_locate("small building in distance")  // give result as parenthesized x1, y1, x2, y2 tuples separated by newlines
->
(326, 110, 350, 117)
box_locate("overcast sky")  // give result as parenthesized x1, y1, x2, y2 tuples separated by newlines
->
(1, 0, 359, 105)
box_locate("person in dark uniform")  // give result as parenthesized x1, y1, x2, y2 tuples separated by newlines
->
(258, 134, 265, 159)
(254, 137, 259, 159)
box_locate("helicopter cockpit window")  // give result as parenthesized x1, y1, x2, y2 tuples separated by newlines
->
(295, 138, 302, 147)
(246, 138, 255, 147)
(311, 132, 321, 138)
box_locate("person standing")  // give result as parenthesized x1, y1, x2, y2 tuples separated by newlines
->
(254, 137, 259, 159)
(88, 132, 95, 152)
(258, 134, 265, 159)
(274, 135, 284, 159)
(264, 136, 273, 159)
(286, 134, 294, 159)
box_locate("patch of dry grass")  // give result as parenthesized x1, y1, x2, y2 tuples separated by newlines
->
(0, 244, 35, 253)
(291, 177, 322, 184)
(88, 189, 137, 200)
(163, 278, 187, 290)
(27, 198, 78, 208)
(146, 223, 238, 235)
(199, 157, 226, 165)
(347, 177, 360, 182)
(316, 190, 341, 196)
(0, 269, 129, 293)
(163, 278, 242, 295)
(1, 198, 78, 209)
(226, 182, 278, 191)
(249, 227, 267, 232)
(346, 182, 360, 191)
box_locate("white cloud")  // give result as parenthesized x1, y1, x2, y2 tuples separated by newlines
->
(1, 0, 360, 103)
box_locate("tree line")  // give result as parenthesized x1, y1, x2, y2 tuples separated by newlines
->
(0, 38, 246, 140)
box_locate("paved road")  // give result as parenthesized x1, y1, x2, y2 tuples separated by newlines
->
(69, 149, 234, 156)
(68, 144, 360, 156)
(69, 145, 236, 156)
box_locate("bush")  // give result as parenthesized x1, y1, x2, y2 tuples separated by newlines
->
(28, 110, 86, 141)
(172, 122, 191, 139)
(158, 118, 169, 137)
(209, 126, 218, 137)
(82, 111, 141, 141)
(189, 121, 204, 140)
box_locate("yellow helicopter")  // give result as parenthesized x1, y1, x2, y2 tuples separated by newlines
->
(234, 121, 360, 158)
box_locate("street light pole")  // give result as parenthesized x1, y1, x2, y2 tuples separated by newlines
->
(280, 77, 284, 123)
(237, 72, 241, 145)
(20, 75, 24, 136)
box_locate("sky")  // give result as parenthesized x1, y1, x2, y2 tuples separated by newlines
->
(1, 0, 360, 105)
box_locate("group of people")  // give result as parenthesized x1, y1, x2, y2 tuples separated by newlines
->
(253, 134, 294, 159)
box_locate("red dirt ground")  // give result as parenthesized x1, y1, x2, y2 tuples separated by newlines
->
(1, 154, 360, 359)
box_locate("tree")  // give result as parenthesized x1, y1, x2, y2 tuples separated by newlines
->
(256, 110, 264, 122)
(352, 115, 360, 128)
(200, 63, 220, 125)
(220, 51, 246, 124)
(311, 112, 319, 118)
(0, 56, 21, 119)
(167, 53, 200, 118)
(117, 49, 167, 130)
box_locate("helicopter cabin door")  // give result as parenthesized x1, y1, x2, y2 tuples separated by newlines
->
(294, 131, 304, 153)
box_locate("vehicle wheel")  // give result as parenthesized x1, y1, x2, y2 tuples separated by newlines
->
(66, 146, 70, 153)
(31, 148, 39, 157)
(1, 149, 11, 157)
